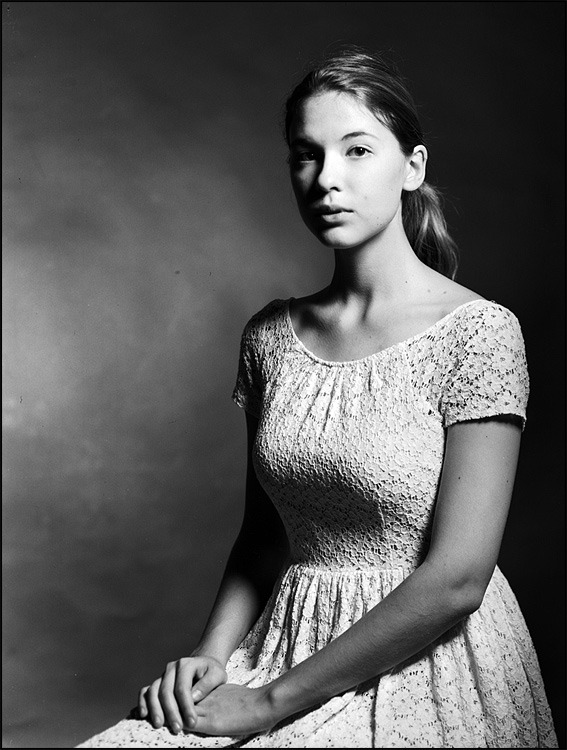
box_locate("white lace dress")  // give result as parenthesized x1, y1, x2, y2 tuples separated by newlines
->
(77, 298, 558, 748)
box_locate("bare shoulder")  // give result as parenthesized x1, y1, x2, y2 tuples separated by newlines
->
(422, 271, 485, 317)
(289, 288, 335, 329)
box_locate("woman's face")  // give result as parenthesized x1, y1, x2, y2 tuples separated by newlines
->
(288, 91, 422, 250)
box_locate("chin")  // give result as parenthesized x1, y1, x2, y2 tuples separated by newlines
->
(314, 231, 372, 251)
(309, 226, 359, 248)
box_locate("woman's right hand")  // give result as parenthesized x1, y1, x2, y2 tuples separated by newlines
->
(137, 655, 228, 734)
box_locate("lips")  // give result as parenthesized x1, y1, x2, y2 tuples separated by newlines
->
(312, 205, 350, 215)
(313, 209, 351, 225)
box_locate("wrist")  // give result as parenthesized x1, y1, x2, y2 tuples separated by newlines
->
(255, 682, 292, 729)
(262, 673, 319, 725)
(189, 644, 230, 668)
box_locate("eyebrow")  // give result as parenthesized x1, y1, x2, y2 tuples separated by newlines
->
(341, 131, 380, 141)
(290, 131, 380, 147)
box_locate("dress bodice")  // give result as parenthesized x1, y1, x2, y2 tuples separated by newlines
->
(233, 298, 529, 571)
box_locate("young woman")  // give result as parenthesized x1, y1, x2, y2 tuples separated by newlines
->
(77, 47, 558, 748)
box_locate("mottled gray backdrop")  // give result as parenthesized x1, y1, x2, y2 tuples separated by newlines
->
(3, 2, 565, 747)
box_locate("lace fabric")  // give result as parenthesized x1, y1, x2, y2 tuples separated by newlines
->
(77, 298, 557, 748)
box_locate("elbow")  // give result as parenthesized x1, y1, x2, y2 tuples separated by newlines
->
(452, 582, 485, 616)
(445, 576, 487, 617)
(422, 560, 488, 617)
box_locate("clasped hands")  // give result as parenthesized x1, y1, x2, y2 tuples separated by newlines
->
(136, 655, 276, 737)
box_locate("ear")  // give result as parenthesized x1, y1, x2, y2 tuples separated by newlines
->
(403, 145, 427, 192)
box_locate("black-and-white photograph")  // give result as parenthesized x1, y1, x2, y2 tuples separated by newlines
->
(3, 2, 565, 748)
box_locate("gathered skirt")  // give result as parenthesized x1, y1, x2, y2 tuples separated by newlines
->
(77, 563, 558, 748)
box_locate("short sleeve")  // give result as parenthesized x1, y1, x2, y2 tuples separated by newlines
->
(440, 304, 530, 430)
(232, 324, 262, 418)
(231, 299, 285, 418)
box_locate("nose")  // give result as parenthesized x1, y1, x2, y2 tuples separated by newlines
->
(316, 153, 342, 192)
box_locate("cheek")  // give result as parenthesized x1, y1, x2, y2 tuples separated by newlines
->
(290, 172, 310, 200)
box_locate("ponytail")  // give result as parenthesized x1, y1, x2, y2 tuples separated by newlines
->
(402, 182, 458, 280)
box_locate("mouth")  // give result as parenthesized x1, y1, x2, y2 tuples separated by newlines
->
(312, 206, 350, 216)
(311, 206, 351, 224)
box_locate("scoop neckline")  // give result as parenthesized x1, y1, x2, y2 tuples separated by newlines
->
(284, 296, 492, 367)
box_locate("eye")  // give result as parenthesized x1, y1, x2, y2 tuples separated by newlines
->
(348, 146, 371, 158)
(294, 151, 316, 163)
(288, 151, 317, 169)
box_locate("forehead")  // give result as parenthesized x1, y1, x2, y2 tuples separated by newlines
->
(290, 91, 391, 142)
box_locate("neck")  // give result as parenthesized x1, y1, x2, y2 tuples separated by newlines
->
(328, 213, 425, 308)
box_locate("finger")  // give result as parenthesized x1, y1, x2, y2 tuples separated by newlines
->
(158, 663, 185, 734)
(173, 662, 199, 729)
(146, 679, 165, 729)
(137, 686, 149, 719)
(189, 663, 208, 703)
(190, 665, 227, 703)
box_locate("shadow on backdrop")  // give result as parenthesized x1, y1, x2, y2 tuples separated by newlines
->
(2, 2, 565, 747)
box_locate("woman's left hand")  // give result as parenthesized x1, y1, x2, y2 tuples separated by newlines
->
(190, 683, 276, 736)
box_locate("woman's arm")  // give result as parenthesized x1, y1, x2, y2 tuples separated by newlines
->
(140, 412, 289, 732)
(264, 416, 522, 718)
(192, 412, 290, 665)
(191, 416, 522, 735)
